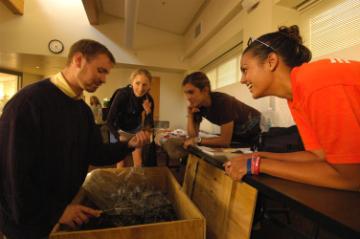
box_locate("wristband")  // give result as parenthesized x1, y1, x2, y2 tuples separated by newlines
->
(196, 136, 202, 144)
(251, 155, 261, 175)
(246, 159, 252, 175)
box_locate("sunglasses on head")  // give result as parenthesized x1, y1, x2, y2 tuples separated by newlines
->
(247, 37, 276, 52)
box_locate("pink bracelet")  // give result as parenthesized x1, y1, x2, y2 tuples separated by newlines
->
(251, 155, 261, 175)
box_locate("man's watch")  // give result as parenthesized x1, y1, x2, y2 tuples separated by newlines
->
(196, 136, 202, 144)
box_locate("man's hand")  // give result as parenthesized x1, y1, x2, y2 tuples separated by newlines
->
(128, 130, 150, 148)
(59, 204, 102, 229)
(143, 98, 152, 115)
(224, 154, 252, 181)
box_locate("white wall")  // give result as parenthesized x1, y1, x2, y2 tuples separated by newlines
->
(270, 3, 301, 127)
(84, 68, 187, 129)
(184, 0, 242, 65)
(0, 0, 187, 70)
(158, 71, 187, 129)
(184, 0, 274, 69)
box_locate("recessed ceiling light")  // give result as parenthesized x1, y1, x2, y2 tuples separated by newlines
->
(35, 66, 40, 69)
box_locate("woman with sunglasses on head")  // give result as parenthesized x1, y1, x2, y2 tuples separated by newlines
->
(224, 25, 360, 191)
(183, 71, 261, 149)
(107, 69, 154, 167)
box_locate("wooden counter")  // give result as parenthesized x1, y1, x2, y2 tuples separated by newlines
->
(188, 146, 360, 239)
(184, 147, 258, 239)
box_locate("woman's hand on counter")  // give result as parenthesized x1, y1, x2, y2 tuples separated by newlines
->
(224, 154, 252, 181)
(183, 137, 196, 149)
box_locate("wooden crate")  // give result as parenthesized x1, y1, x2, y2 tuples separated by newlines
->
(183, 154, 258, 239)
(50, 167, 205, 239)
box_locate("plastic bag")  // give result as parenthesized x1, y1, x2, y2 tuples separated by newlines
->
(81, 168, 177, 229)
(82, 168, 153, 209)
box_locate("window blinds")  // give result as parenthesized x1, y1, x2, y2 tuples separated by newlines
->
(310, 0, 360, 58)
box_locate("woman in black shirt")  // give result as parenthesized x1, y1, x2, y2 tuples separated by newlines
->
(107, 69, 154, 167)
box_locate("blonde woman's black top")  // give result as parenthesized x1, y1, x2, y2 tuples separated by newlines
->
(107, 85, 154, 140)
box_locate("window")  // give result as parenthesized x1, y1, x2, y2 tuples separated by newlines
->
(205, 55, 241, 90)
(206, 69, 217, 89)
(217, 57, 237, 88)
(310, 0, 360, 58)
(201, 41, 243, 90)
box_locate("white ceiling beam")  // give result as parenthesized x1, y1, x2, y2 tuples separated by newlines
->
(81, 0, 99, 25)
(124, 0, 140, 49)
(1, 0, 24, 15)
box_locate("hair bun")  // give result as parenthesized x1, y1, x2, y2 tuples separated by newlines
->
(279, 25, 303, 45)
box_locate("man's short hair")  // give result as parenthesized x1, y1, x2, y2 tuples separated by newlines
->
(66, 39, 116, 66)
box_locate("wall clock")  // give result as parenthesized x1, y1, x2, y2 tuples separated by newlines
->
(48, 39, 64, 54)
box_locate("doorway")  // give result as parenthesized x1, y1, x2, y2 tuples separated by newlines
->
(0, 71, 22, 116)
(150, 76, 160, 121)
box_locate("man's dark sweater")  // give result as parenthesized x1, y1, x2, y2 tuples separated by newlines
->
(0, 79, 132, 239)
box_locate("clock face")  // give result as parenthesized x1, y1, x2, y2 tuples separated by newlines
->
(48, 39, 64, 54)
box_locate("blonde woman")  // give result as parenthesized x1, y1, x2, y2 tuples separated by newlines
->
(107, 69, 154, 167)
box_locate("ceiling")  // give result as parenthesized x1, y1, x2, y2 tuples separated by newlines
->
(99, 0, 208, 35)
(1, 0, 208, 76)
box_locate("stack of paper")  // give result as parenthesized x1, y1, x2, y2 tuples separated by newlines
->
(195, 145, 252, 157)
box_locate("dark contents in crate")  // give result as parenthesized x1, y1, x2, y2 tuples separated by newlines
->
(80, 191, 177, 230)
(58, 169, 179, 231)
